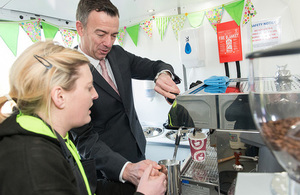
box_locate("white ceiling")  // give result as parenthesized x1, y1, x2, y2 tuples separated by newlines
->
(0, 0, 207, 26)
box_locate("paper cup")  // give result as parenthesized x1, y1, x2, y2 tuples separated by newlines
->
(188, 132, 207, 162)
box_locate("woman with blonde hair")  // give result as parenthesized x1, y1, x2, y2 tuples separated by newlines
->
(0, 41, 166, 195)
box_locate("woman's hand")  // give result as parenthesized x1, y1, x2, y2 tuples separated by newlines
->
(136, 164, 167, 195)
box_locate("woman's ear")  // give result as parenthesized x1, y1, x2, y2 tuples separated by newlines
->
(51, 86, 65, 109)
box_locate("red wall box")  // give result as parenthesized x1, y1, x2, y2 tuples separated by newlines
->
(217, 20, 243, 63)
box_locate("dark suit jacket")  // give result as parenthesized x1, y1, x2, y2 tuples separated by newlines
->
(71, 45, 180, 181)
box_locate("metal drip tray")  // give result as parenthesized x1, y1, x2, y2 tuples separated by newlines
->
(165, 129, 193, 141)
(143, 127, 164, 138)
(181, 137, 219, 185)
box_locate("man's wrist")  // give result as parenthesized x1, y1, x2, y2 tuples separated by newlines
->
(119, 161, 131, 183)
(154, 70, 173, 83)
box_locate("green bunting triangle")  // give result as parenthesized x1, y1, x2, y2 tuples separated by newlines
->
(41, 22, 59, 39)
(0, 22, 19, 56)
(126, 24, 139, 46)
(224, 0, 245, 26)
(155, 17, 169, 41)
(187, 11, 205, 28)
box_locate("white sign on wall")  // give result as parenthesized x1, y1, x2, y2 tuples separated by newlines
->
(251, 17, 281, 51)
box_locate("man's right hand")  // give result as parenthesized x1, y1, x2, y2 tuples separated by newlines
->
(154, 72, 180, 105)
(122, 160, 162, 186)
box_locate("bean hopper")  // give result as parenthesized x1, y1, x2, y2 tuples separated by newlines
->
(247, 39, 300, 194)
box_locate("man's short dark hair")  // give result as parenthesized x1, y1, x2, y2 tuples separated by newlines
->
(76, 0, 119, 27)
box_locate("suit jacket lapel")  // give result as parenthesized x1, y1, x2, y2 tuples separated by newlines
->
(106, 53, 124, 100)
(90, 64, 121, 101)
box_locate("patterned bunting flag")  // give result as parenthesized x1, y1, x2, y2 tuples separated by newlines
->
(155, 16, 169, 41)
(140, 16, 155, 38)
(242, 0, 257, 25)
(169, 14, 186, 40)
(187, 11, 206, 28)
(59, 28, 76, 48)
(41, 22, 59, 39)
(0, 22, 19, 56)
(77, 33, 80, 44)
(19, 20, 41, 43)
(117, 26, 126, 46)
(206, 6, 224, 32)
(75, 31, 79, 43)
(224, 0, 245, 26)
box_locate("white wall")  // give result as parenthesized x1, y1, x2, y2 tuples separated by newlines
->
(123, 0, 300, 127)
(0, 0, 299, 127)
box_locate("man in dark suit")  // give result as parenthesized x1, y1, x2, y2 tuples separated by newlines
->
(72, 0, 180, 194)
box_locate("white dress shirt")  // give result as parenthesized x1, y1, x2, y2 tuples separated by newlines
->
(78, 47, 118, 90)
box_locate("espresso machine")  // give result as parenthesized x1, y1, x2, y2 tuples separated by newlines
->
(177, 78, 287, 194)
(167, 55, 299, 194)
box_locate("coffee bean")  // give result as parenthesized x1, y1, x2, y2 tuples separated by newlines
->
(262, 117, 300, 161)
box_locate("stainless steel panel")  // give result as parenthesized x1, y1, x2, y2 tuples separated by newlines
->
(174, 79, 259, 131)
(218, 94, 238, 130)
(176, 93, 218, 129)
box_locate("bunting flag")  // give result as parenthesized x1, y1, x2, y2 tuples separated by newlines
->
(224, 0, 245, 26)
(243, 0, 257, 25)
(75, 31, 79, 45)
(155, 16, 169, 41)
(77, 33, 80, 44)
(126, 24, 140, 46)
(59, 28, 76, 48)
(140, 16, 155, 38)
(187, 11, 206, 28)
(0, 22, 19, 56)
(0, 0, 257, 54)
(206, 6, 224, 32)
(19, 20, 41, 43)
(41, 22, 59, 39)
(169, 14, 186, 40)
(117, 26, 126, 46)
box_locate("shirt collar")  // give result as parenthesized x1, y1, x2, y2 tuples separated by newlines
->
(78, 46, 102, 69)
